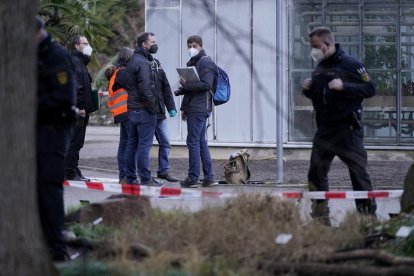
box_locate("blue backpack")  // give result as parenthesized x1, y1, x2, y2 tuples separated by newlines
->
(201, 57, 231, 106)
(213, 66, 231, 106)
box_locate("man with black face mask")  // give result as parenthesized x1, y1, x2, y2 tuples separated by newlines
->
(125, 32, 177, 185)
(65, 35, 97, 181)
(302, 27, 377, 225)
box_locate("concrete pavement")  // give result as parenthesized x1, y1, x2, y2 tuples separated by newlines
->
(63, 126, 409, 226)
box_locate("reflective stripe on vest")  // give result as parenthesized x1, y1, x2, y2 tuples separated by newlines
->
(107, 68, 128, 117)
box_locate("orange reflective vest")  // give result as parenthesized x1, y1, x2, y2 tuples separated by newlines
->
(107, 68, 128, 121)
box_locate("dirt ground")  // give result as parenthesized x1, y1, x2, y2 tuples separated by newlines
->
(80, 157, 412, 189)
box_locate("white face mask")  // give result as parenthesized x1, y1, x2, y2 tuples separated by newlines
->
(188, 47, 199, 58)
(82, 45, 93, 56)
(311, 47, 324, 63)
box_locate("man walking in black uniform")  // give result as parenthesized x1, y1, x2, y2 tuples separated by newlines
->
(65, 35, 97, 181)
(302, 27, 377, 224)
(36, 16, 75, 260)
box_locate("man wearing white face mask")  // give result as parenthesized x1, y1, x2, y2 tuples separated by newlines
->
(302, 27, 376, 225)
(175, 35, 217, 188)
(64, 35, 97, 181)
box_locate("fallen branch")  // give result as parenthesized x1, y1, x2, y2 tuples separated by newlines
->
(270, 262, 414, 276)
(325, 249, 414, 266)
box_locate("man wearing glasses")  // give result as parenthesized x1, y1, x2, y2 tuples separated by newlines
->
(64, 35, 97, 181)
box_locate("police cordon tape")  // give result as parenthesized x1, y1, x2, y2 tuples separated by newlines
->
(98, 90, 109, 96)
(63, 180, 403, 200)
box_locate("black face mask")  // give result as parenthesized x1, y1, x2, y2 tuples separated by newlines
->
(149, 44, 158, 54)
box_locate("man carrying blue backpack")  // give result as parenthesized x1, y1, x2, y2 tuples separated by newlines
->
(175, 35, 219, 188)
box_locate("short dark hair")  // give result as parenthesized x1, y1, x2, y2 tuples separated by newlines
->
(69, 35, 84, 50)
(309, 27, 335, 44)
(187, 35, 203, 47)
(136, 32, 155, 48)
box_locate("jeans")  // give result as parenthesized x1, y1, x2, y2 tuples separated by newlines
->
(155, 118, 171, 174)
(125, 109, 157, 184)
(186, 112, 214, 181)
(117, 120, 130, 181)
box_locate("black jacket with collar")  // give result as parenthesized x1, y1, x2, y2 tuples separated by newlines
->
(126, 47, 157, 113)
(303, 43, 376, 132)
(70, 50, 96, 114)
(180, 49, 215, 113)
(37, 33, 76, 125)
(153, 58, 176, 119)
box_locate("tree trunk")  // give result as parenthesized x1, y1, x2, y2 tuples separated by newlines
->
(401, 164, 414, 213)
(0, 1, 54, 275)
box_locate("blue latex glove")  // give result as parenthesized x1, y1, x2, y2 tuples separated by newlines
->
(168, 110, 177, 117)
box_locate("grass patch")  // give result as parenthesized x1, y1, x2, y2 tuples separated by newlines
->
(62, 194, 370, 275)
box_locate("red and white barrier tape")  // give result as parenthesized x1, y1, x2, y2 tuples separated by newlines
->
(64, 180, 403, 200)
(98, 90, 109, 96)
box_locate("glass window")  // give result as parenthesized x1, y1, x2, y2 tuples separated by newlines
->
(289, 1, 322, 141)
(401, 7, 414, 143)
(290, 0, 414, 145)
(147, 0, 179, 8)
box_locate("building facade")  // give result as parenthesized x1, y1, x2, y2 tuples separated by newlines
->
(146, 0, 414, 148)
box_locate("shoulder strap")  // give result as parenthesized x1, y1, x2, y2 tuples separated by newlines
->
(108, 68, 121, 96)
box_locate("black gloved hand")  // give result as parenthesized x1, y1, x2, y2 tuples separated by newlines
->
(174, 87, 185, 96)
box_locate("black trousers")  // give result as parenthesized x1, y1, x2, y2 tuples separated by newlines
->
(37, 125, 70, 259)
(308, 127, 376, 215)
(65, 115, 89, 178)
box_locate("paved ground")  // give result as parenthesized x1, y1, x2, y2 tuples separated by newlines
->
(64, 126, 413, 226)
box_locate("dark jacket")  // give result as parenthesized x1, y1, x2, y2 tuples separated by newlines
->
(180, 50, 215, 113)
(37, 34, 76, 126)
(154, 58, 176, 119)
(112, 59, 130, 92)
(126, 47, 157, 113)
(71, 50, 96, 114)
(303, 43, 376, 133)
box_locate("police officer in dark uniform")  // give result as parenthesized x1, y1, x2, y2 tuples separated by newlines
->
(36, 16, 76, 261)
(302, 27, 377, 225)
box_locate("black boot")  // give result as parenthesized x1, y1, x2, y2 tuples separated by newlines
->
(356, 198, 377, 218)
(310, 199, 331, 226)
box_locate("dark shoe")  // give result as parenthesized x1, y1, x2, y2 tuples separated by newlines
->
(52, 247, 71, 262)
(78, 176, 90, 182)
(356, 199, 377, 218)
(125, 179, 139, 185)
(202, 179, 219, 187)
(310, 200, 331, 226)
(157, 172, 179, 182)
(180, 178, 199, 188)
(65, 175, 84, 181)
(142, 178, 165, 187)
